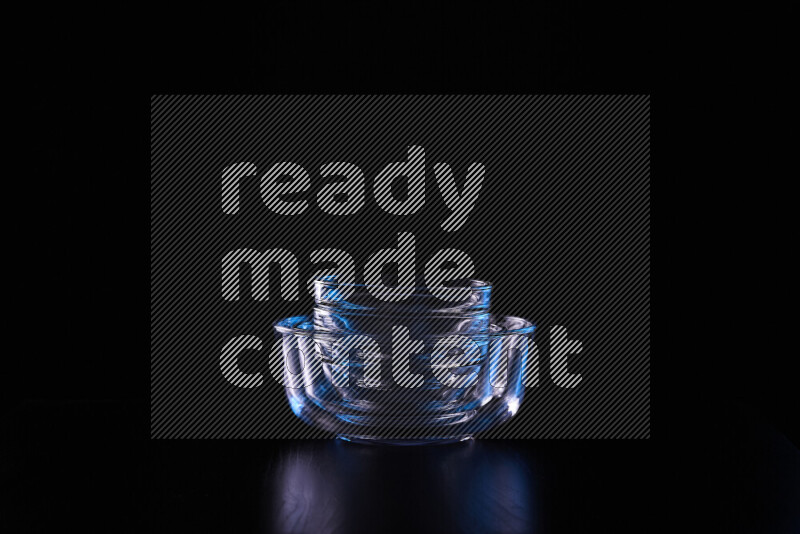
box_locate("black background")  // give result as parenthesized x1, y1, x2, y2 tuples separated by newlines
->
(8, 4, 799, 533)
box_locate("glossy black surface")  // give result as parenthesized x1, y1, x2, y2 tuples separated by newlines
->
(4, 401, 798, 533)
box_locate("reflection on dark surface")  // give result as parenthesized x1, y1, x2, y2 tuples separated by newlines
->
(266, 440, 537, 534)
(5, 401, 800, 533)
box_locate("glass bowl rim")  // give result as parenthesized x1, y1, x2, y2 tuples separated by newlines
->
(273, 314, 535, 338)
(313, 278, 494, 293)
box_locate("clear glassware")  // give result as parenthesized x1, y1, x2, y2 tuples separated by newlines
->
(274, 279, 535, 445)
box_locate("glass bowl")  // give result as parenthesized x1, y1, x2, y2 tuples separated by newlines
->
(273, 279, 535, 444)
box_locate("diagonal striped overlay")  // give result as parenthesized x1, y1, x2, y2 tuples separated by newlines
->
(151, 95, 650, 439)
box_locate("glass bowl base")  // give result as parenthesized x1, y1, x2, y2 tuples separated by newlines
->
(337, 435, 474, 446)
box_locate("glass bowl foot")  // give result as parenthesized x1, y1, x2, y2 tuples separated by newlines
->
(337, 435, 474, 446)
